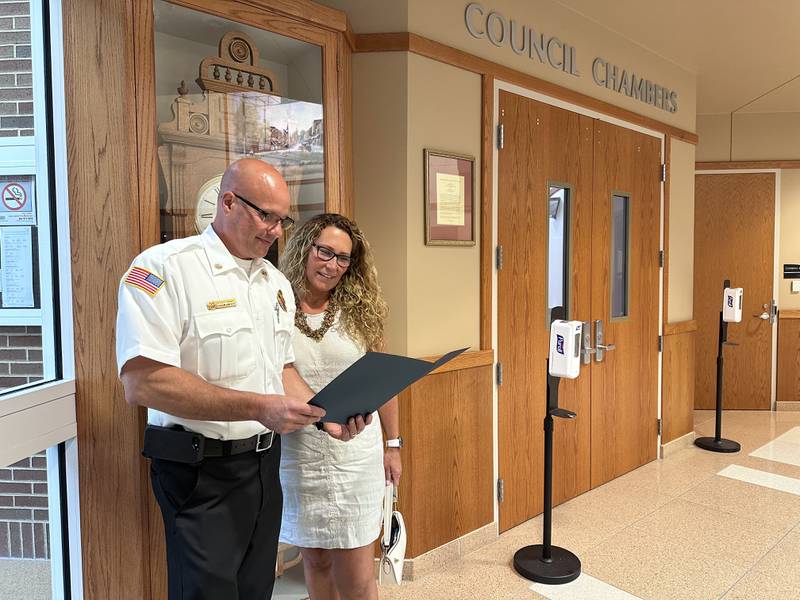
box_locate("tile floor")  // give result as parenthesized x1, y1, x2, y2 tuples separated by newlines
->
(372, 410, 800, 600)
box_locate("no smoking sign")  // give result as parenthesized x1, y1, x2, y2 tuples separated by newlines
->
(0, 178, 35, 225)
(2, 183, 26, 211)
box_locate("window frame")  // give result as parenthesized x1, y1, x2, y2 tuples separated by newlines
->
(0, 1, 81, 598)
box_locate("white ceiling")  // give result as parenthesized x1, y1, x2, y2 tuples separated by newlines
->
(554, 0, 800, 115)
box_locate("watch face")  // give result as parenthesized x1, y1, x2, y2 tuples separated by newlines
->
(194, 175, 223, 234)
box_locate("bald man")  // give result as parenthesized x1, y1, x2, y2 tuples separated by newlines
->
(116, 159, 325, 599)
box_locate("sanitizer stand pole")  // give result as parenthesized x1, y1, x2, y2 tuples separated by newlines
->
(695, 279, 741, 453)
(513, 361, 581, 585)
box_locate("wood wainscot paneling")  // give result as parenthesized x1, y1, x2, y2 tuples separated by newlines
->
(397, 350, 493, 558)
(662, 320, 697, 444)
(778, 311, 800, 403)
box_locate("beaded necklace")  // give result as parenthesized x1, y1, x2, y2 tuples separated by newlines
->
(295, 296, 338, 342)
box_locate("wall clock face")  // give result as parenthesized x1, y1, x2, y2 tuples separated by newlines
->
(195, 174, 223, 233)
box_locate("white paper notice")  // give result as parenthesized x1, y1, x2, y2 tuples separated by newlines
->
(435, 173, 465, 226)
(0, 226, 34, 307)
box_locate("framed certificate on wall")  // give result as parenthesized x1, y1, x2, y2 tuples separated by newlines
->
(424, 149, 475, 246)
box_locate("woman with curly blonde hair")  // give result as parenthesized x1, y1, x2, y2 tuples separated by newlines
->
(278, 213, 401, 600)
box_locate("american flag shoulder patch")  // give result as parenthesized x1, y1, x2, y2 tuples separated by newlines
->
(124, 266, 165, 297)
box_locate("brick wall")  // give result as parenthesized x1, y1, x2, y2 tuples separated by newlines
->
(0, 0, 32, 137)
(0, 325, 43, 390)
(0, 452, 49, 559)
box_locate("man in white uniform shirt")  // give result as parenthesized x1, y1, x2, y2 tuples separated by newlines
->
(116, 159, 361, 599)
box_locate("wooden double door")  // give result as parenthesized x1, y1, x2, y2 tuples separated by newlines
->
(497, 91, 662, 532)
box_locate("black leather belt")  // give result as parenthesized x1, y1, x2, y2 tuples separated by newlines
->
(203, 430, 276, 457)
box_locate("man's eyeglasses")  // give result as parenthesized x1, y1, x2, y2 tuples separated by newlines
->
(312, 243, 351, 268)
(232, 192, 295, 230)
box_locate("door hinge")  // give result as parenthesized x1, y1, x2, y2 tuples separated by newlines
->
(659, 250, 664, 268)
(657, 418, 662, 436)
(496, 362, 503, 386)
(497, 123, 504, 149)
(658, 335, 663, 352)
(660, 163, 666, 182)
(497, 478, 505, 503)
(496, 245, 504, 270)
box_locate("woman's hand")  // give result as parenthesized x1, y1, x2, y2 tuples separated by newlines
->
(322, 414, 372, 441)
(384, 448, 402, 485)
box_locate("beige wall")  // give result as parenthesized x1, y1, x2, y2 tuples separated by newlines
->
(695, 114, 731, 162)
(408, 0, 696, 131)
(668, 139, 695, 322)
(338, 0, 700, 356)
(696, 113, 800, 312)
(780, 170, 800, 310)
(406, 54, 482, 356)
(697, 113, 800, 162)
(320, 0, 696, 130)
(352, 52, 409, 354)
(320, 0, 407, 31)
(351, 53, 482, 357)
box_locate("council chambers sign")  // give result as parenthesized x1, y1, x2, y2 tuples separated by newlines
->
(464, 2, 679, 114)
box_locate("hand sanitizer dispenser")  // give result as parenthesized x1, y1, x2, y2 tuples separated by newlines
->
(722, 287, 743, 323)
(549, 320, 582, 379)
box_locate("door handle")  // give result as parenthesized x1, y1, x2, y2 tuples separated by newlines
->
(594, 319, 615, 362)
(754, 301, 778, 324)
(581, 321, 596, 365)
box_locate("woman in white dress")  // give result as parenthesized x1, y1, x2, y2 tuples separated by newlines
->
(279, 213, 402, 600)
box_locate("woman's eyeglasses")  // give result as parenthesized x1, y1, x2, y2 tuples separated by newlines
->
(312, 243, 351, 268)
(233, 192, 295, 230)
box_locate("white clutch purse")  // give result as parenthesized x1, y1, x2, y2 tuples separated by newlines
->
(378, 483, 406, 585)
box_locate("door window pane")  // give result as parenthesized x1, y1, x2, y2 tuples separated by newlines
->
(547, 186, 570, 318)
(611, 193, 630, 318)
(154, 0, 326, 255)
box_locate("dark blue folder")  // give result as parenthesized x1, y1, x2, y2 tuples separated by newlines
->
(308, 347, 468, 424)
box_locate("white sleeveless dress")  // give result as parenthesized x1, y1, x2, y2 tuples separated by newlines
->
(279, 311, 385, 549)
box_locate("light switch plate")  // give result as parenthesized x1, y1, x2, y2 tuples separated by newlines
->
(792, 280, 800, 293)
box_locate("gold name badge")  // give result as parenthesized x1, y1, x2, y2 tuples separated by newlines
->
(207, 298, 237, 311)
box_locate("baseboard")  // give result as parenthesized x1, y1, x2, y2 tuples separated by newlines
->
(660, 430, 696, 458)
(777, 401, 800, 411)
(375, 522, 497, 583)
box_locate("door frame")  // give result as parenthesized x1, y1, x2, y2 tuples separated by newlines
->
(491, 80, 666, 527)
(694, 168, 782, 410)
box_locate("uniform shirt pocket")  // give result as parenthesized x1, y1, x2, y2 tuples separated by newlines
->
(194, 309, 256, 382)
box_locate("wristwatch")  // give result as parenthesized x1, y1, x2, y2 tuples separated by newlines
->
(386, 437, 403, 449)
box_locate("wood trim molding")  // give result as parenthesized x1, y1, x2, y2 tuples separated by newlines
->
(779, 310, 800, 320)
(480, 74, 494, 350)
(343, 15, 357, 52)
(169, 0, 348, 32)
(662, 135, 672, 325)
(337, 29, 354, 216)
(354, 32, 698, 145)
(696, 160, 800, 171)
(421, 349, 494, 375)
(664, 320, 698, 336)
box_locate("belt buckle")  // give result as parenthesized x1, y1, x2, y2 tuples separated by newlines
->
(255, 431, 274, 452)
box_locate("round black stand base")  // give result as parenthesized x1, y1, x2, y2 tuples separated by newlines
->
(513, 545, 581, 585)
(694, 437, 741, 453)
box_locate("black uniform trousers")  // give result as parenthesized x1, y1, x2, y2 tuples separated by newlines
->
(150, 436, 282, 600)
